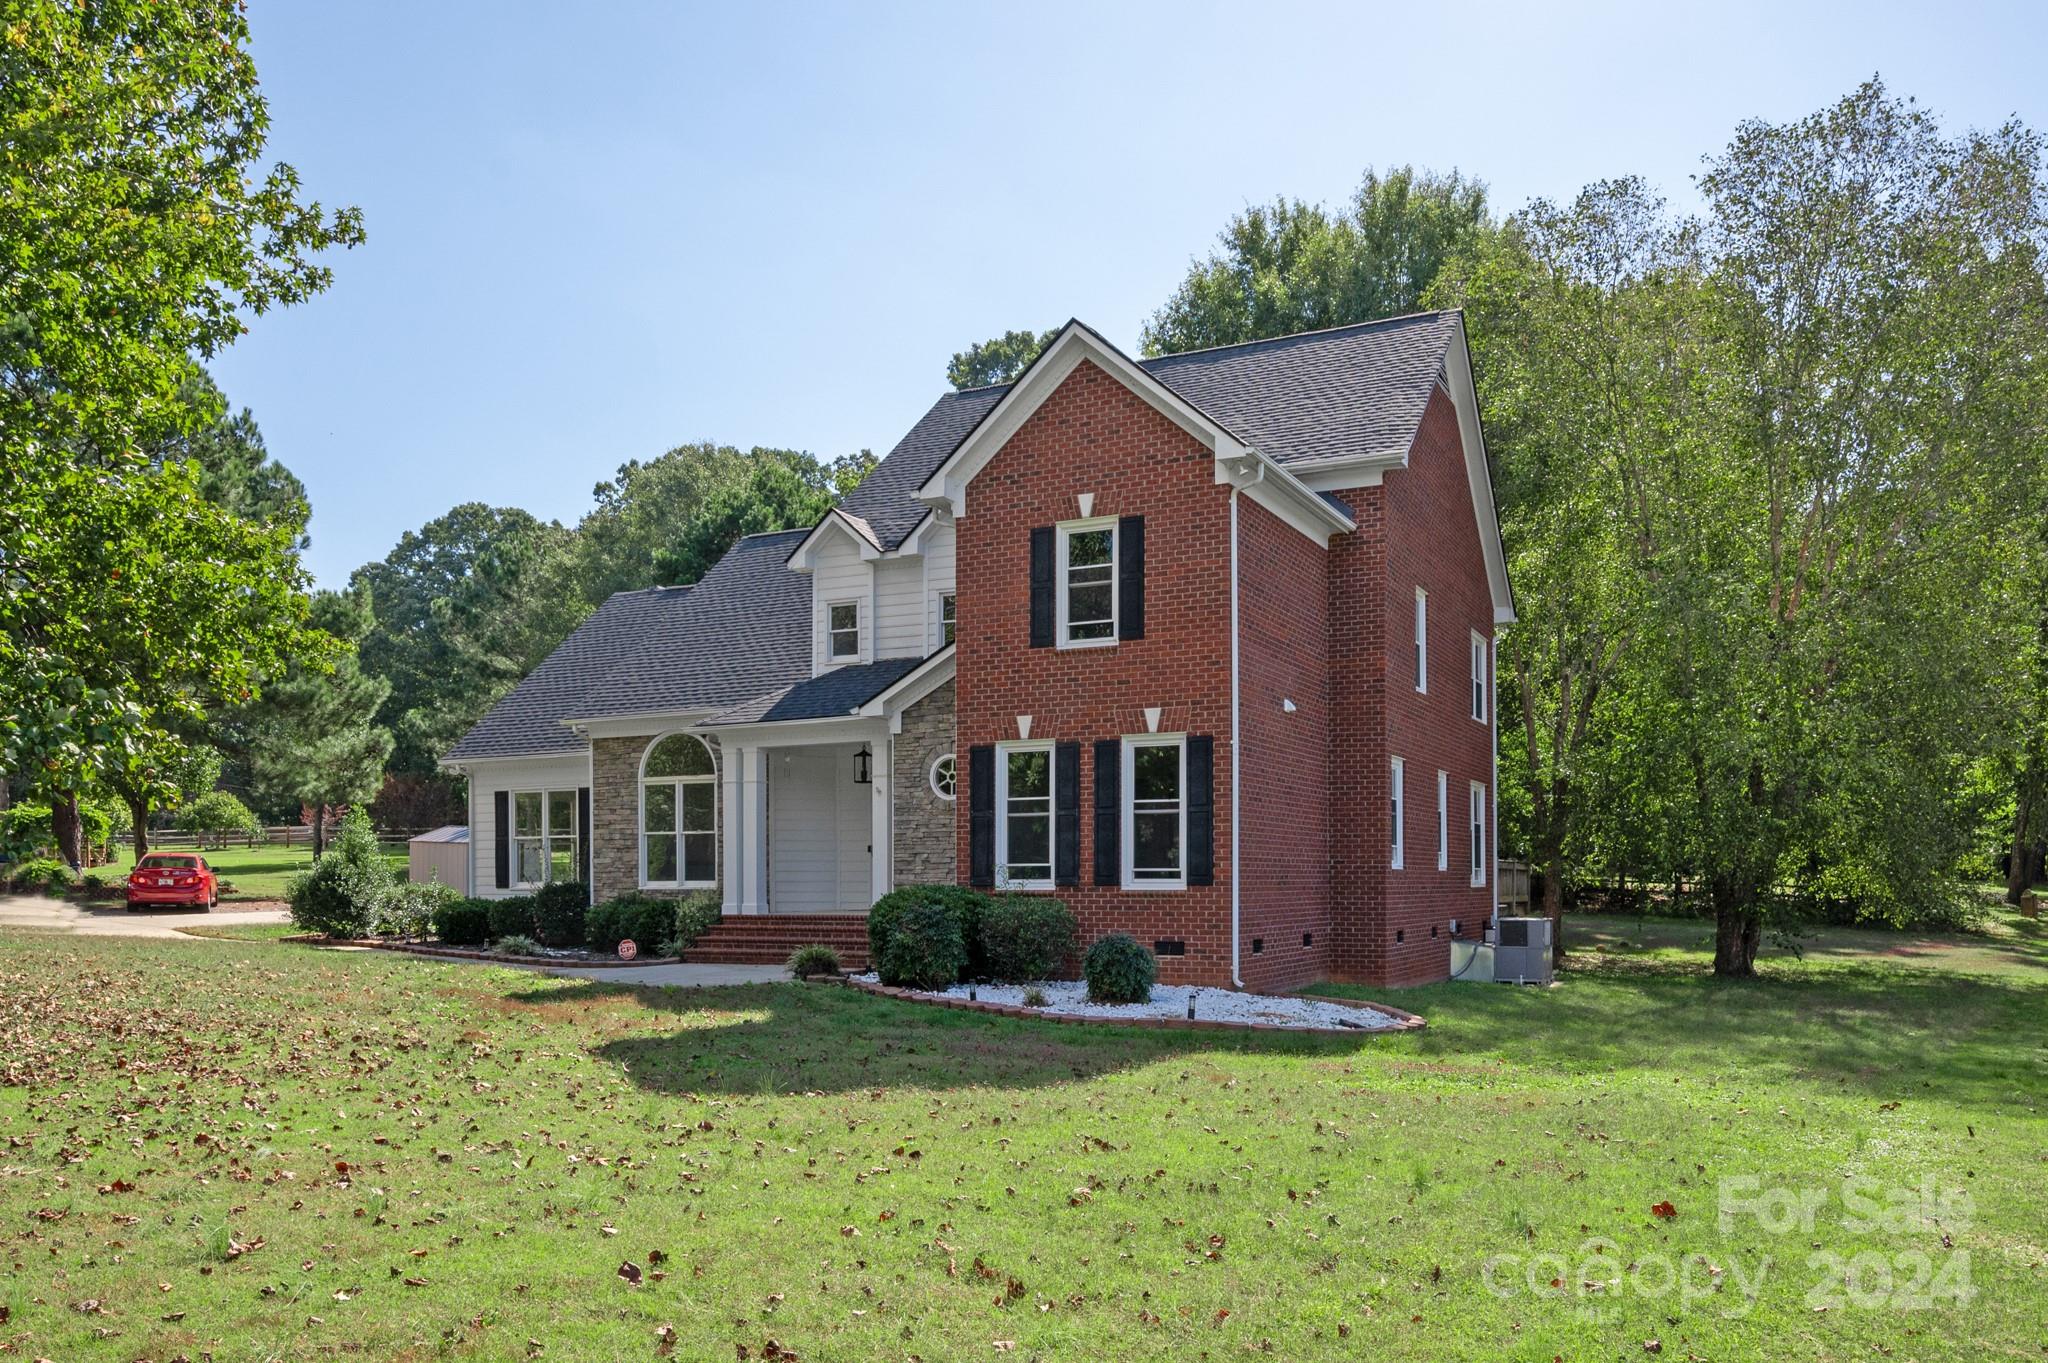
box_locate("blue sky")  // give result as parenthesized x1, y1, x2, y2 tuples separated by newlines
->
(213, 1, 2047, 587)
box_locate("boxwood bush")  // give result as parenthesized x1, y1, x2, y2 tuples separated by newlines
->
(868, 885, 993, 978)
(587, 893, 676, 955)
(486, 895, 536, 942)
(876, 900, 967, 990)
(287, 810, 392, 938)
(1084, 932, 1157, 1004)
(532, 880, 589, 947)
(431, 897, 493, 946)
(981, 895, 1078, 982)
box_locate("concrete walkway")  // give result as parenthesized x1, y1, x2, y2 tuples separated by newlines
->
(0, 892, 290, 938)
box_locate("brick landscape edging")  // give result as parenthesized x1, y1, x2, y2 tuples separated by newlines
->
(282, 936, 683, 968)
(833, 975, 1426, 1034)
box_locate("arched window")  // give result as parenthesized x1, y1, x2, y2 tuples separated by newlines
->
(929, 753, 957, 801)
(641, 734, 717, 887)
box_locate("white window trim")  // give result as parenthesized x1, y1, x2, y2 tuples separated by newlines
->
(929, 751, 957, 802)
(509, 788, 579, 890)
(1414, 587, 1428, 693)
(1470, 630, 1488, 723)
(1436, 769, 1449, 872)
(1055, 517, 1118, 650)
(638, 732, 719, 890)
(1469, 780, 1488, 887)
(1390, 755, 1405, 870)
(994, 740, 1056, 890)
(935, 590, 957, 649)
(1121, 734, 1187, 892)
(826, 599, 862, 664)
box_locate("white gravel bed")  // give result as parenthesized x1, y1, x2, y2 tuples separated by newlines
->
(852, 975, 1402, 1031)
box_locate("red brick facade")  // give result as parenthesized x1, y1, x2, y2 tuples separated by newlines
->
(952, 361, 1496, 990)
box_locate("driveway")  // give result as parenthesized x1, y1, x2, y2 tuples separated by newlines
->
(0, 893, 290, 939)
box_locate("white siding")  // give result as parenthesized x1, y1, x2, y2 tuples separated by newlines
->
(873, 556, 925, 658)
(766, 744, 871, 912)
(811, 536, 870, 674)
(922, 519, 956, 651)
(465, 755, 590, 899)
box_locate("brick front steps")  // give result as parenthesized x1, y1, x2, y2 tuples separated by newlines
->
(680, 913, 869, 970)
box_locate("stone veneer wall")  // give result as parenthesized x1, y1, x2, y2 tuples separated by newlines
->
(891, 680, 956, 887)
(590, 732, 722, 905)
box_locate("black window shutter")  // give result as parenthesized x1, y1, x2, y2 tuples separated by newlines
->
(578, 787, 592, 888)
(1093, 738, 1121, 886)
(968, 745, 995, 887)
(1118, 515, 1145, 641)
(1186, 736, 1214, 886)
(1054, 741, 1080, 886)
(493, 790, 510, 890)
(1028, 526, 1055, 647)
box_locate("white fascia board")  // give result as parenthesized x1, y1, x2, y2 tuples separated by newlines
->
(1288, 450, 1410, 491)
(697, 714, 892, 749)
(562, 709, 716, 741)
(887, 511, 935, 558)
(855, 648, 956, 721)
(440, 749, 587, 769)
(1443, 317, 1517, 625)
(914, 322, 1230, 516)
(786, 510, 883, 573)
(1213, 438, 1357, 544)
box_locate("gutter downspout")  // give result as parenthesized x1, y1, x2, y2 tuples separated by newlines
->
(1228, 463, 1264, 990)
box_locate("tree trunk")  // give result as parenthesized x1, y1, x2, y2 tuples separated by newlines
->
(1710, 874, 1762, 977)
(128, 795, 151, 862)
(2007, 773, 2040, 905)
(312, 802, 328, 859)
(51, 789, 84, 870)
(1539, 866, 1567, 966)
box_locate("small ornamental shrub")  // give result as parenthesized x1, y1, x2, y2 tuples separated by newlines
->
(587, 894, 677, 956)
(876, 900, 967, 990)
(1084, 933, 1157, 1004)
(7, 856, 75, 895)
(486, 895, 536, 942)
(981, 895, 1078, 983)
(79, 871, 114, 898)
(377, 880, 459, 940)
(493, 933, 542, 956)
(532, 880, 589, 947)
(787, 943, 842, 978)
(287, 810, 392, 938)
(177, 790, 260, 849)
(1020, 985, 1050, 1008)
(431, 897, 493, 946)
(869, 885, 992, 978)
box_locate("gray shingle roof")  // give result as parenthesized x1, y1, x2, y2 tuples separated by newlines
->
(443, 585, 696, 761)
(829, 385, 1006, 550)
(568, 528, 814, 720)
(699, 653, 934, 726)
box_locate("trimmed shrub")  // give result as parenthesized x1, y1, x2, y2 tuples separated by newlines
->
(431, 897, 493, 946)
(1084, 933, 1157, 1004)
(672, 891, 722, 949)
(377, 880, 459, 940)
(177, 790, 260, 849)
(587, 893, 677, 956)
(788, 943, 842, 978)
(532, 880, 589, 947)
(487, 895, 536, 942)
(493, 933, 541, 956)
(869, 885, 992, 978)
(981, 895, 1078, 983)
(7, 856, 75, 895)
(876, 900, 967, 990)
(287, 810, 392, 938)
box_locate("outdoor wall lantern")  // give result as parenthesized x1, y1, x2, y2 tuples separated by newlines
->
(854, 743, 873, 785)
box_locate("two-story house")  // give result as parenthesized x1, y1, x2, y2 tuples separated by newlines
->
(443, 311, 1513, 988)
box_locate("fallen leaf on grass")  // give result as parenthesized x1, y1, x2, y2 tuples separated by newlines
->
(655, 1324, 677, 1356)
(1650, 1201, 1678, 1220)
(618, 1260, 643, 1286)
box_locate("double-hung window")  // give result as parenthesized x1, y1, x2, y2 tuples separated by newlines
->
(642, 734, 717, 887)
(511, 789, 578, 888)
(1469, 781, 1488, 887)
(1390, 756, 1406, 870)
(1058, 520, 1117, 646)
(1123, 736, 1185, 888)
(1436, 770, 1449, 871)
(938, 592, 957, 647)
(996, 744, 1055, 889)
(827, 600, 861, 661)
(1414, 587, 1428, 692)
(1471, 631, 1488, 722)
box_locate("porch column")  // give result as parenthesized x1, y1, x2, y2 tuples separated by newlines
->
(740, 745, 770, 915)
(869, 735, 892, 905)
(720, 743, 744, 916)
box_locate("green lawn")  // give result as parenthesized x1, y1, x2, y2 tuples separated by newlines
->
(0, 913, 2041, 1361)
(91, 841, 410, 901)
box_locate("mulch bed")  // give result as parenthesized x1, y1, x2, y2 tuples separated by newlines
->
(832, 975, 1426, 1035)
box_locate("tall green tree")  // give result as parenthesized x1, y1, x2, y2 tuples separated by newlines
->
(651, 453, 845, 586)
(1143, 166, 1491, 354)
(947, 328, 1058, 390)
(244, 586, 393, 857)
(0, 0, 359, 861)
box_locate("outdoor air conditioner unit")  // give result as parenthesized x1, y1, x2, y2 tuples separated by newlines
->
(1493, 916, 1554, 985)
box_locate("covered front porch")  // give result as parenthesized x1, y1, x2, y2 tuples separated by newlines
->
(715, 730, 893, 915)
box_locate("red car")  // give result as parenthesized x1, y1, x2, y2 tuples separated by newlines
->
(126, 853, 219, 910)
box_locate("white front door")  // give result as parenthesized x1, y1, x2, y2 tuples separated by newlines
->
(767, 745, 872, 913)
